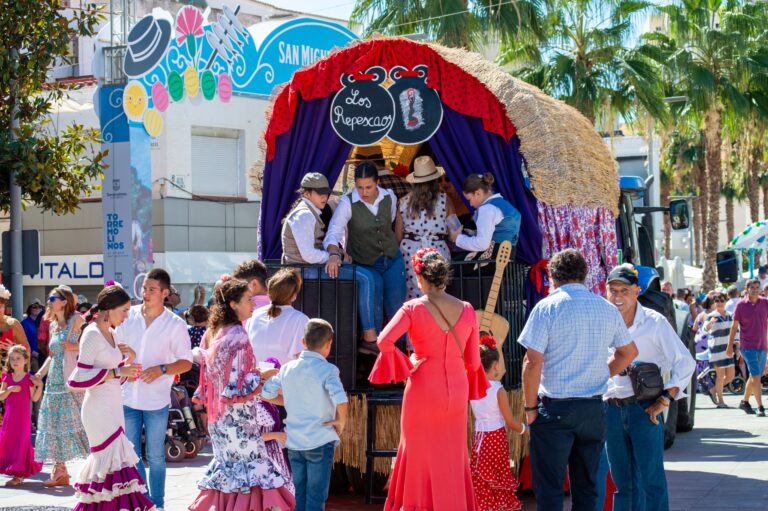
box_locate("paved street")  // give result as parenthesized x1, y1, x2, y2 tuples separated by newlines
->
(1, 392, 767, 510)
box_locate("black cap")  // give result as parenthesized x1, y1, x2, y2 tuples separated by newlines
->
(607, 265, 639, 286)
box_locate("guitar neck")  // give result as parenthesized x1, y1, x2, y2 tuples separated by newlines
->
(479, 267, 506, 331)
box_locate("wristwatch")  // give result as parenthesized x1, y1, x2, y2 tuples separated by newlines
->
(160, 364, 167, 375)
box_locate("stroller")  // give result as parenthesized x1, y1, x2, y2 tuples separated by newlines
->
(164, 364, 207, 462)
(696, 348, 746, 398)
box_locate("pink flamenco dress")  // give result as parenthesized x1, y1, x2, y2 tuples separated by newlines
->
(0, 372, 43, 479)
(189, 324, 295, 511)
(67, 323, 155, 511)
(369, 300, 490, 511)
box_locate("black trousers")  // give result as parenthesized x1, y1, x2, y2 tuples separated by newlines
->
(529, 398, 606, 511)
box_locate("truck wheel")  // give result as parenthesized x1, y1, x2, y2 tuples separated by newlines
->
(675, 321, 696, 433)
(663, 399, 678, 450)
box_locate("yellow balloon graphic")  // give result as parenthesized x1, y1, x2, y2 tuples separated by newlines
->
(184, 66, 199, 98)
(143, 108, 164, 138)
(123, 81, 148, 122)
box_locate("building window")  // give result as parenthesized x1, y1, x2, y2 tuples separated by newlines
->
(191, 129, 244, 198)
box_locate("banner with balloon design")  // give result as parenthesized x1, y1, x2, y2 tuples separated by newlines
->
(120, 5, 357, 137)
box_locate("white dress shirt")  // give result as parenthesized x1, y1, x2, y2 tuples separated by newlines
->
(324, 186, 398, 249)
(116, 305, 193, 411)
(286, 198, 329, 264)
(245, 304, 308, 365)
(455, 193, 504, 252)
(605, 304, 696, 400)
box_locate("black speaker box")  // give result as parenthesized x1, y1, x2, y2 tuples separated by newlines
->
(716, 250, 739, 284)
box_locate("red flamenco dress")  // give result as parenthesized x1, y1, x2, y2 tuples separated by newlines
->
(369, 300, 490, 511)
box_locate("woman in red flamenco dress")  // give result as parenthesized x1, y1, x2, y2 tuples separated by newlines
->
(369, 248, 489, 511)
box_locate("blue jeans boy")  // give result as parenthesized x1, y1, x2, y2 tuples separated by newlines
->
(124, 405, 169, 508)
(288, 442, 336, 511)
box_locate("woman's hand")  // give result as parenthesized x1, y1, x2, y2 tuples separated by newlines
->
(263, 431, 287, 445)
(449, 226, 462, 242)
(120, 364, 143, 381)
(325, 254, 342, 278)
(0, 337, 14, 350)
(118, 343, 136, 363)
(409, 353, 427, 374)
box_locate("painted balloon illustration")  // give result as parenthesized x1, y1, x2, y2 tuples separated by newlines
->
(218, 73, 232, 103)
(151, 82, 170, 112)
(184, 66, 200, 98)
(201, 70, 216, 100)
(123, 80, 148, 122)
(143, 108, 164, 137)
(168, 71, 184, 102)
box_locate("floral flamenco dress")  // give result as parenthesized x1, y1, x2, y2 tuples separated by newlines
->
(190, 324, 294, 511)
(35, 316, 90, 466)
(67, 323, 155, 511)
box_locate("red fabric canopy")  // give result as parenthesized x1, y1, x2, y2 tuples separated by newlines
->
(264, 38, 517, 160)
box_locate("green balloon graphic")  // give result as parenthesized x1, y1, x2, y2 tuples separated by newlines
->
(168, 71, 184, 102)
(201, 70, 216, 101)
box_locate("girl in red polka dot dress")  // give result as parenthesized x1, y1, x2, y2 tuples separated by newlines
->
(470, 337, 525, 511)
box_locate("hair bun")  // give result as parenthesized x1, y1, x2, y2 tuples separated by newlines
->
(482, 172, 495, 186)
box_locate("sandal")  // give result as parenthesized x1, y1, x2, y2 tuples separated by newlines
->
(42, 468, 70, 487)
(716, 403, 730, 409)
(5, 477, 23, 486)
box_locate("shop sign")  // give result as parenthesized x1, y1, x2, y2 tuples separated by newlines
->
(24, 255, 105, 286)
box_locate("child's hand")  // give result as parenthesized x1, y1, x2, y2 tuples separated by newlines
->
(7, 385, 20, 393)
(260, 368, 279, 380)
(324, 418, 346, 437)
(264, 431, 287, 445)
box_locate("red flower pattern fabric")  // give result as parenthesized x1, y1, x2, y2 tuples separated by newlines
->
(264, 39, 517, 160)
(537, 202, 619, 296)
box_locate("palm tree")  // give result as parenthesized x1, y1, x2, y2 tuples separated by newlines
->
(649, 0, 768, 289)
(350, 0, 543, 51)
(502, 0, 666, 126)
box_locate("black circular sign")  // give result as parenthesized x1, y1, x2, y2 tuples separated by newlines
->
(330, 66, 395, 147)
(386, 65, 443, 145)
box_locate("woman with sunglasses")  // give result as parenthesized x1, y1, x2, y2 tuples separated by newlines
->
(701, 292, 738, 408)
(34, 287, 89, 486)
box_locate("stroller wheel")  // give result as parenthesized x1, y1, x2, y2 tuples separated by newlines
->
(728, 377, 745, 395)
(184, 440, 198, 459)
(165, 438, 186, 463)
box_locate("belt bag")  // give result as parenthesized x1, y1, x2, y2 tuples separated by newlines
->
(627, 362, 664, 401)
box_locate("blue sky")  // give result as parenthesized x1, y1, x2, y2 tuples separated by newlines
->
(277, 0, 356, 20)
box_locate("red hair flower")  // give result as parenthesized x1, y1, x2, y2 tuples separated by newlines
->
(480, 335, 497, 351)
(392, 163, 409, 178)
(411, 247, 438, 275)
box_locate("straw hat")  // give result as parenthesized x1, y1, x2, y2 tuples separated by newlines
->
(406, 156, 444, 184)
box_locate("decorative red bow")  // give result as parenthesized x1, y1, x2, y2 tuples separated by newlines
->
(480, 335, 497, 351)
(530, 259, 549, 295)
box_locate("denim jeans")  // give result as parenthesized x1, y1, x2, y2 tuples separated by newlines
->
(529, 398, 606, 511)
(300, 263, 378, 332)
(360, 253, 407, 328)
(605, 400, 668, 511)
(124, 405, 169, 508)
(288, 442, 336, 511)
(595, 445, 610, 511)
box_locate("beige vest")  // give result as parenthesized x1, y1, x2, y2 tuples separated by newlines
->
(282, 200, 326, 264)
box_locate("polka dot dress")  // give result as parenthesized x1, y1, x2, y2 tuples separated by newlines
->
(470, 428, 522, 511)
(399, 193, 451, 300)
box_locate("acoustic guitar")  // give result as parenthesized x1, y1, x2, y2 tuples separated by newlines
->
(475, 240, 513, 378)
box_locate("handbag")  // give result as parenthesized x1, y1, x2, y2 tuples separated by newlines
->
(626, 362, 664, 401)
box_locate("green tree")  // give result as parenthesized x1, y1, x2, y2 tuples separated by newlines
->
(350, 0, 543, 51)
(504, 0, 667, 126)
(647, 0, 768, 289)
(0, 0, 106, 214)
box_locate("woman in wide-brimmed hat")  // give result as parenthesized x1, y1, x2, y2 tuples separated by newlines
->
(395, 156, 455, 300)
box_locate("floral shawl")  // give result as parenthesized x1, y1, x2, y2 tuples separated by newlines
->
(196, 324, 263, 423)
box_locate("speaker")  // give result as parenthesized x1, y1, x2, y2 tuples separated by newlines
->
(291, 278, 358, 390)
(716, 250, 739, 284)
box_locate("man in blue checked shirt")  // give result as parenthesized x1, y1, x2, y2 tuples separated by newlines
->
(262, 318, 348, 511)
(518, 249, 638, 511)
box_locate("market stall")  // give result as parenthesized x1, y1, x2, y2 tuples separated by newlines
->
(254, 36, 621, 491)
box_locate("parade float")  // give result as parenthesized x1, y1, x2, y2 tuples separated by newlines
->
(254, 36, 627, 499)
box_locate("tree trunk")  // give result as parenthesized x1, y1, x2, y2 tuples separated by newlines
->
(703, 105, 723, 290)
(763, 178, 768, 220)
(694, 156, 708, 267)
(748, 146, 761, 223)
(726, 195, 734, 243)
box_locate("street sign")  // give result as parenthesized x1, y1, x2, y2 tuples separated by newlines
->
(2, 229, 40, 278)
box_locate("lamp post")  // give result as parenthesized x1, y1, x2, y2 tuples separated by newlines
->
(9, 48, 23, 317)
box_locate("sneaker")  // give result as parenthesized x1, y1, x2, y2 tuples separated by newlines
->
(758, 406, 766, 417)
(739, 400, 757, 415)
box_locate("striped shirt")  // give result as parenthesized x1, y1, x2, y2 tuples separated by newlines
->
(702, 310, 737, 365)
(517, 283, 633, 398)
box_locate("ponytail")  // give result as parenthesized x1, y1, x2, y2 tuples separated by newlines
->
(267, 269, 302, 319)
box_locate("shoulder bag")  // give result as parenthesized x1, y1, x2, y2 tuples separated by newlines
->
(627, 362, 664, 401)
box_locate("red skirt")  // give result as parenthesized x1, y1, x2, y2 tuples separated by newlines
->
(470, 428, 521, 511)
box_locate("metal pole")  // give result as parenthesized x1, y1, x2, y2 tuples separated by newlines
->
(688, 199, 694, 266)
(9, 48, 23, 317)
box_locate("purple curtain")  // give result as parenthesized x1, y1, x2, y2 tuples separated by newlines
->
(429, 106, 542, 266)
(259, 96, 351, 260)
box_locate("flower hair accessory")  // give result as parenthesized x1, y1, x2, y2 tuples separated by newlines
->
(392, 163, 409, 178)
(219, 273, 232, 283)
(0, 285, 11, 301)
(411, 247, 439, 275)
(480, 335, 497, 351)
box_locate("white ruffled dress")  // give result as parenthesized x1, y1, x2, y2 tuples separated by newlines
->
(68, 323, 155, 511)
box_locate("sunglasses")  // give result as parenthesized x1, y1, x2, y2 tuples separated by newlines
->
(47, 295, 65, 302)
(715, 299, 726, 303)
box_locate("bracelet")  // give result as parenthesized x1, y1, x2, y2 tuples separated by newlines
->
(115, 367, 121, 378)
(329, 252, 342, 259)
(519, 423, 527, 435)
(524, 405, 538, 412)
(657, 395, 670, 407)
